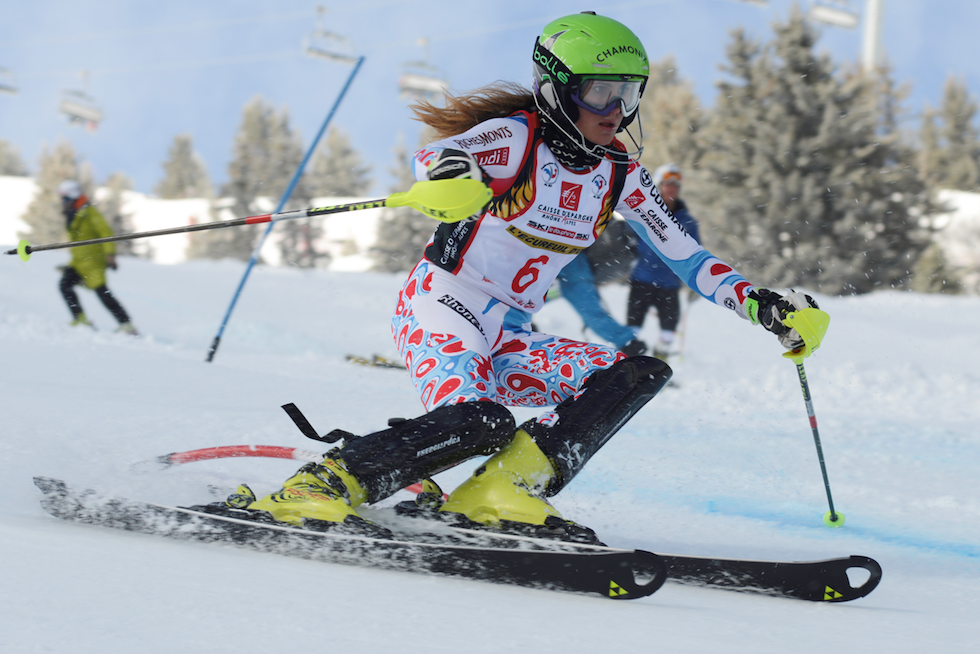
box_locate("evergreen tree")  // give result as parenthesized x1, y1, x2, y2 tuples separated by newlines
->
(154, 134, 213, 199)
(19, 141, 92, 246)
(268, 107, 323, 267)
(910, 242, 964, 294)
(0, 139, 28, 175)
(694, 9, 935, 294)
(636, 56, 705, 173)
(371, 135, 435, 273)
(190, 97, 306, 261)
(274, 127, 375, 269)
(918, 76, 980, 191)
(306, 127, 373, 197)
(100, 172, 138, 256)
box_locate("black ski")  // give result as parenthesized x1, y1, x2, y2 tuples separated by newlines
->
(394, 506, 882, 602)
(660, 552, 881, 602)
(32, 477, 666, 600)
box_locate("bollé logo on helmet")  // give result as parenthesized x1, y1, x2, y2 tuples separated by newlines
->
(533, 48, 569, 84)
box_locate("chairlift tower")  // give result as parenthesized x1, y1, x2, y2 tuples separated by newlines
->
(59, 71, 103, 131)
(398, 38, 449, 102)
(808, 1, 884, 74)
(861, 0, 883, 74)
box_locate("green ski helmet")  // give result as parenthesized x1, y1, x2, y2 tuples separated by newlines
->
(532, 12, 649, 161)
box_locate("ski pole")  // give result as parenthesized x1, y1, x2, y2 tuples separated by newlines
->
(6, 178, 491, 262)
(793, 360, 843, 527)
(780, 306, 843, 527)
(207, 55, 364, 363)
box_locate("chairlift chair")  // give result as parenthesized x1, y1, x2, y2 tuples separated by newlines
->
(398, 70, 448, 101)
(0, 67, 16, 95)
(59, 90, 103, 130)
(809, 0, 859, 29)
(303, 5, 358, 64)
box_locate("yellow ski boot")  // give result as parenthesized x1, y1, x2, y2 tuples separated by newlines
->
(440, 427, 561, 527)
(241, 457, 387, 535)
(438, 426, 600, 544)
(71, 313, 94, 328)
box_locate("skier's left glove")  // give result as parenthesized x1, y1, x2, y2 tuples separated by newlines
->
(747, 289, 819, 350)
(106, 254, 118, 270)
(426, 148, 491, 222)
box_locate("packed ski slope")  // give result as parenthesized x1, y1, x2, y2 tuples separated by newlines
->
(1, 253, 977, 653)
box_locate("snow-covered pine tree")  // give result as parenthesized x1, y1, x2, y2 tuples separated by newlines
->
(910, 242, 964, 294)
(0, 139, 28, 176)
(276, 127, 373, 268)
(370, 135, 436, 273)
(917, 76, 980, 192)
(636, 56, 705, 174)
(266, 106, 322, 268)
(154, 134, 213, 199)
(19, 141, 93, 247)
(99, 172, 139, 257)
(192, 97, 305, 262)
(694, 9, 935, 294)
(306, 127, 373, 197)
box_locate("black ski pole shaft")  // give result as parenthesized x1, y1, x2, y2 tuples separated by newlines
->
(5, 200, 387, 258)
(794, 360, 840, 524)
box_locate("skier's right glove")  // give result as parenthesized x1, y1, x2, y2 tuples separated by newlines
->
(426, 149, 491, 222)
(747, 288, 819, 350)
(426, 148, 486, 183)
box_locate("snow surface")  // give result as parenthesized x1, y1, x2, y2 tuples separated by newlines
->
(1, 251, 978, 653)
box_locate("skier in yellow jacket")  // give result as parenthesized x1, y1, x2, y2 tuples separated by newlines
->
(57, 180, 137, 334)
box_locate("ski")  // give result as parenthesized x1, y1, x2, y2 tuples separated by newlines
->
(393, 505, 882, 602)
(659, 552, 881, 602)
(32, 477, 666, 601)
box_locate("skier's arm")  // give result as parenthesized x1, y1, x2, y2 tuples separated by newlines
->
(615, 164, 821, 350)
(413, 115, 530, 191)
(616, 166, 753, 320)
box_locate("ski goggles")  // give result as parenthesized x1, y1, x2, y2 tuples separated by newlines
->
(659, 171, 682, 186)
(570, 77, 644, 117)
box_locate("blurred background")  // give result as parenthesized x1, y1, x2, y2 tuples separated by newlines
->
(2, 0, 978, 295)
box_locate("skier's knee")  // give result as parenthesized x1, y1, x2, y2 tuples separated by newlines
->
(530, 356, 672, 493)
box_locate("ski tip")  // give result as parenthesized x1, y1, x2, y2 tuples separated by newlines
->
(33, 476, 67, 494)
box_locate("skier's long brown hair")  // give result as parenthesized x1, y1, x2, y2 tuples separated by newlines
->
(411, 82, 536, 139)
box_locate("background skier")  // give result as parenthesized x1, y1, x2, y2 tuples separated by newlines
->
(626, 163, 700, 361)
(56, 180, 138, 335)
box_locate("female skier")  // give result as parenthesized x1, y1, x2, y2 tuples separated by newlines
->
(236, 12, 818, 539)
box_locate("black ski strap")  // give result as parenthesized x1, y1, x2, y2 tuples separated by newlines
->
(281, 403, 346, 443)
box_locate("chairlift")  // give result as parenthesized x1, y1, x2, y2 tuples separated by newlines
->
(303, 5, 359, 64)
(59, 71, 103, 131)
(398, 38, 448, 102)
(0, 67, 17, 95)
(398, 70, 448, 101)
(809, 0, 859, 29)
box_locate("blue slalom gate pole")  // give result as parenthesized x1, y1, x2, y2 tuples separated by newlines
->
(206, 55, 364, 363)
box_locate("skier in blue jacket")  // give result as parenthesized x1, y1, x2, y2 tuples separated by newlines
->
(627, 163, 699, 359)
